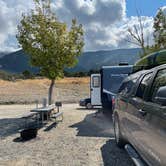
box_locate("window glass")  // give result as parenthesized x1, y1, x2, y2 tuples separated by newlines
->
(133, 51, 166, 72)
(156, 52, 166, 65)
(93, 76, 100, 87)
(136, 73, 153, 99)
(109, 74, 128, 94)
(151, 69, 166, 102)
(119, 77, 137, 96)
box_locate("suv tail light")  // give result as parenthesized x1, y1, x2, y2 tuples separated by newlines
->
(112, 96, 115, 105)
(112, 96, 116, 111)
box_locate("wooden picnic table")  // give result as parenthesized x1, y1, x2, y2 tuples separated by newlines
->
(21, 112, 39, 119)
(20, 112, 39, 128)
(30, 104, 55, 123)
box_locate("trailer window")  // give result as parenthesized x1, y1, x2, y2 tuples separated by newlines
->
(92, 76, 100, 88)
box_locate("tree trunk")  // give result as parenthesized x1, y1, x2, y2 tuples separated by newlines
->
(48, 79, 55, 105)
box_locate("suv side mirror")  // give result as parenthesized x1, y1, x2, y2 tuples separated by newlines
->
(155, 86, 166, 106)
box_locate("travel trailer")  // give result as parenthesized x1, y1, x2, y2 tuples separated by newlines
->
(90, 65, 133, 112)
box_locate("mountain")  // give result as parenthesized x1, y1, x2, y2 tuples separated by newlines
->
(0, 48, 141, 73)
(0, 50, 39, 73)
(68, 48, 141, 72)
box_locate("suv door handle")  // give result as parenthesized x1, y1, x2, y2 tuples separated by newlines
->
(138, 109, 147, 116)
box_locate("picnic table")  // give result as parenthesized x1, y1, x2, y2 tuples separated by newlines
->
(21, 112, 39, 128)
(19, 103, 63, 139)
(31, 104, 55, 123)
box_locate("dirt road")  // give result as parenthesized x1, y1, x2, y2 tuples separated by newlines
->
(0, 104, 134, 166)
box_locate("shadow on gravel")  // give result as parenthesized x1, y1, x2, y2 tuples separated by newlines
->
(13, 136, 40, 143)
(95, 108, 113, 119)
(44, 122, 57, 132)
(0, 118, 24, 138)
(0, 118, 43, 139)
(70, 112, 114, 138)
(101, 140, 134, 166)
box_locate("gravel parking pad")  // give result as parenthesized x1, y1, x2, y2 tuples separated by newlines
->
(0, 104, 134, 166)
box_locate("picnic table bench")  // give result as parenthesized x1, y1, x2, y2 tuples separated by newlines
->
(51, 112, 63, 122)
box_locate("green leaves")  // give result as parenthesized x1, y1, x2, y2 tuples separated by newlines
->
(17, 0, 84, 80)
(140, 9, 166, 58)
(154, 9, 166, 49)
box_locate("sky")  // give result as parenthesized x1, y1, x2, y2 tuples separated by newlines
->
(0, 0, 165, 52)
(126, 0, 166, 17)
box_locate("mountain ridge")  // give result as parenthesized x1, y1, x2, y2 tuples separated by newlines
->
(0, 48, 141, 73)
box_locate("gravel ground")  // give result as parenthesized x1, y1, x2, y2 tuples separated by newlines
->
(0, 104, 134, 166)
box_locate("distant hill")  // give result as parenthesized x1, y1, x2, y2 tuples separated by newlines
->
(0, 50, 39, 73)
(0, 48, 141, 73)
(68, 48, 141, 72)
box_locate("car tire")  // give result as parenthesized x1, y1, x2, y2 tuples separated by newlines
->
(113, 115, 126, 148)
(86, 103, 93, 109)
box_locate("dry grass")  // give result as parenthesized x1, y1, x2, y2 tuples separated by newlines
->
(0, 77, 90, 85)
(0, 77, 90, 104)
(56, 77, 90, 84)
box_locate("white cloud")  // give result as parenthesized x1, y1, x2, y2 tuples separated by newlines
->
(0, 0, 155, 52)
(0, 0, 34, 52)
(83, 16, 154, 50)
(54, 0, 126, 25)
(161, 6, 166, 15)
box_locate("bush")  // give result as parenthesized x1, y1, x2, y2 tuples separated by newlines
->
(63, 69, 100, 77)
(22, 70, 34, 79)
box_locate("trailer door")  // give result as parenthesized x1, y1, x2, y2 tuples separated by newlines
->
(91, 74, 101, 106)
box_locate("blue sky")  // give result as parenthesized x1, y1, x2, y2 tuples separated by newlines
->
(127, 0, 166, 17)
(0, 0, 165, 52)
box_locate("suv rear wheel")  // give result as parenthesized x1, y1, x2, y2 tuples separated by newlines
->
(86, 103, 93, 109)
(114, 115, 126, 148)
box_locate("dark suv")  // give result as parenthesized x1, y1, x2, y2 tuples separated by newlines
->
(113, 64, 166, 166)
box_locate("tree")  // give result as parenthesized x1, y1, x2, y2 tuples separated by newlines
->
(125, 8, 154, 58)
(154, 8, 166, 49)
(126, 16, 147, 57)
(22, 70, 34, 79)
(17, 0, 84, 104)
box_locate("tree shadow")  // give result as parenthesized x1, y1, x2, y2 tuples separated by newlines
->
(0, 117, 42, 139)
(0, 118, 25, 139)
(101, 139, 134, 166)
(70, 112, 114, 138)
